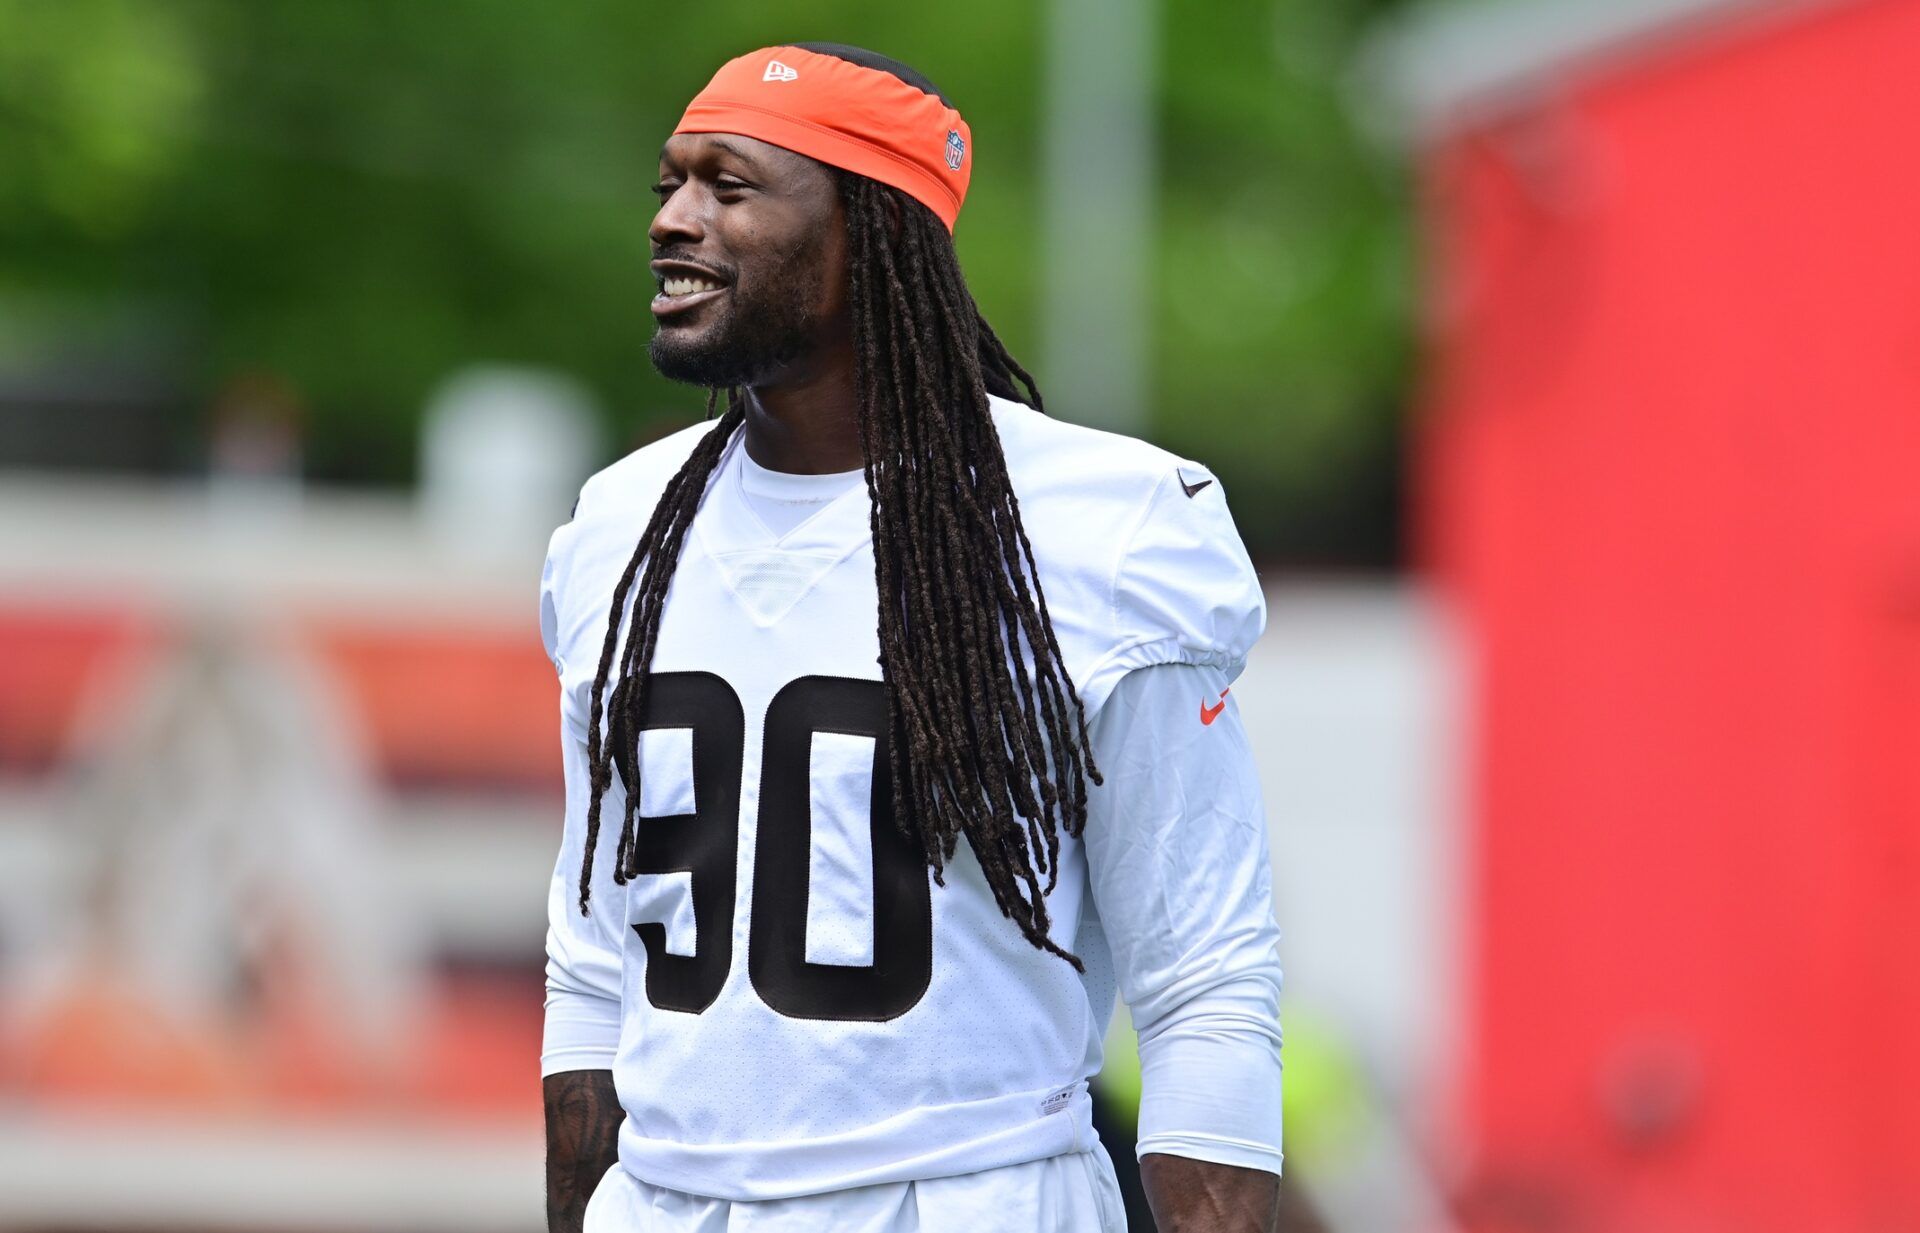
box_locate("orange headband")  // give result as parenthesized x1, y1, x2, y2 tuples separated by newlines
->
(674, 46, 972, 232)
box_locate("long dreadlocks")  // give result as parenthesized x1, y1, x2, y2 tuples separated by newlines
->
(577, 60, 1101, 968)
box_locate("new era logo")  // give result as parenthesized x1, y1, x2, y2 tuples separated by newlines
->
(763, 59, 799, 82)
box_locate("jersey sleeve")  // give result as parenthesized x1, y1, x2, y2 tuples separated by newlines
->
(539, 529, 626, 1076)
(1082, 661, 1285, 1175)
(1077, 464, 1266, 718)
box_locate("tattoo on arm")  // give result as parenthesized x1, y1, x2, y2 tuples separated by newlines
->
(1140, 1153, 1282, 1233)
(545, 1069, 623, 1233)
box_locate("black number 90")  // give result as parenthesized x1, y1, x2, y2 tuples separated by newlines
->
(612, 672, 933, 1023)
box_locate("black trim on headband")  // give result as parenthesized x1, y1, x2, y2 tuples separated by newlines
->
(788, 42, 954, 108)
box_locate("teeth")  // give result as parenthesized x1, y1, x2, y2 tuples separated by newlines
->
(662, 276, 722, 297)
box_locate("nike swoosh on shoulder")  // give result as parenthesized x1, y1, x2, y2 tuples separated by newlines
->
(1177, 469, 1213, 499)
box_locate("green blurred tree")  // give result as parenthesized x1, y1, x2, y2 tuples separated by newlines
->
(0, 0, 1413, 563)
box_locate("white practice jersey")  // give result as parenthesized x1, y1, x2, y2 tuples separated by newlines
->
(541, 396, 1273, 1201)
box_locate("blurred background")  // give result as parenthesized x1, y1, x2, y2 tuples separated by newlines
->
(2, 0, 1916, 1229)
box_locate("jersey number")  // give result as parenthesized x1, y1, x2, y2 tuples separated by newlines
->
(613, 672, 933, 1022)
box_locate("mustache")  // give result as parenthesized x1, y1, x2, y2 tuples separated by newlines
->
(651, 247, 736, 283)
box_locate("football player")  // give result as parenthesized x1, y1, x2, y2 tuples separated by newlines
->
(541, 43, 1284, 1232)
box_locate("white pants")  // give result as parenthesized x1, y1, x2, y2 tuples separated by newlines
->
(583, 1145, 1128, 1233)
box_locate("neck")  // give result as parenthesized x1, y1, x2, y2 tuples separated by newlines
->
(739, 338, 862, 474)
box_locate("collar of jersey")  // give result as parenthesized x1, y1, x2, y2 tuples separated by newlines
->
(692, 427, 875, 557)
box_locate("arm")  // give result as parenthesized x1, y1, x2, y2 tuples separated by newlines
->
(545, 1069, 622, 1233)
(1083, 662, 1285, 1233)
(539, 538, 628, 1231)
(1141, 1155, 1280, 1233)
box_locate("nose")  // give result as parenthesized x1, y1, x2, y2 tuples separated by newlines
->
(648, 183, 705, 250)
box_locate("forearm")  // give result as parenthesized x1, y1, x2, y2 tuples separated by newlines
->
(1083, 663, 1286, 1228)
(544, 1068, 622, 1233)
(1141, 1153, 1280, 1233)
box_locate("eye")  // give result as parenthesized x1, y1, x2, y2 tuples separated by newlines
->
(649, 180, 680, 200)
(713, 178, 751, 195)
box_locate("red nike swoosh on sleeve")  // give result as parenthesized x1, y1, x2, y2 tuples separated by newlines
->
(1200, 687, 1230, 725)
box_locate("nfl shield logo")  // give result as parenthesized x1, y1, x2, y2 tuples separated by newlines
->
(944, 130, 965, 172)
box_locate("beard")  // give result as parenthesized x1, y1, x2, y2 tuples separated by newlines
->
(649, 234, 831, 389)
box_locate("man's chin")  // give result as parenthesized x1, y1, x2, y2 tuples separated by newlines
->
(649, 329, 751, 388)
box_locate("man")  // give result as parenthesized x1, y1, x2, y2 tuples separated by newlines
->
(540, 43, 1284, 1232)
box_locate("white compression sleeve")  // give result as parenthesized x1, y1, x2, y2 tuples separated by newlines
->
(540, 712, 626, 1075)
(1082, 661, 1285, 1175)
(540, 548, 625, 1077)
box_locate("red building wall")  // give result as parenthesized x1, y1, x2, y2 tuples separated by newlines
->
(1419, 1, 1920, 1228)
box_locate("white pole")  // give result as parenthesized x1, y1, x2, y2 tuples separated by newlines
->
(1038, 0, 1157, 435)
